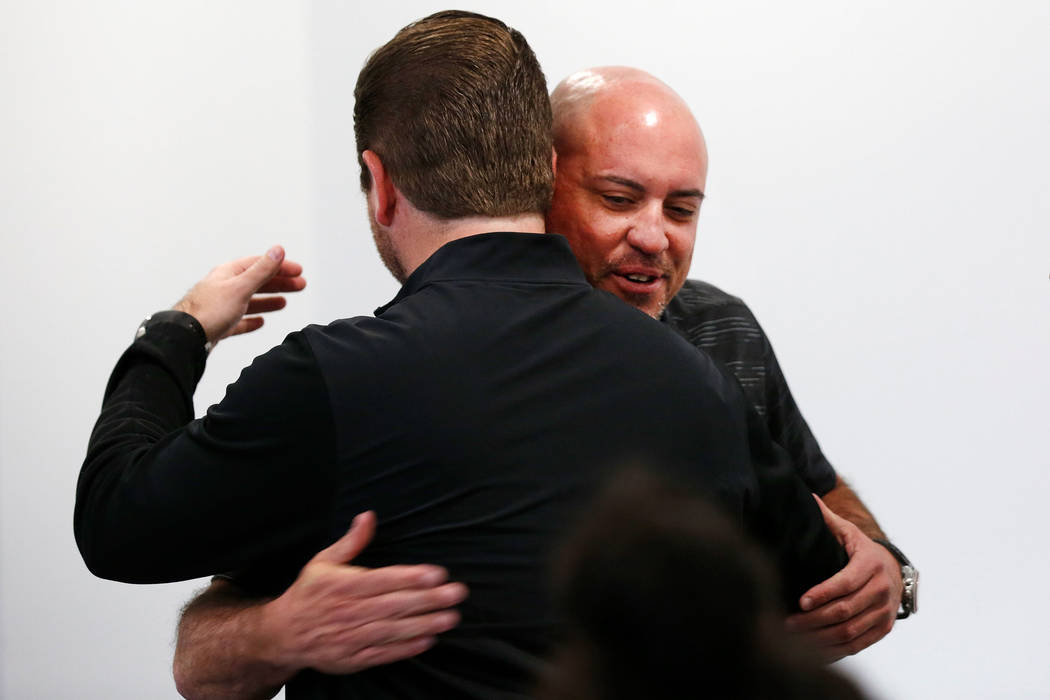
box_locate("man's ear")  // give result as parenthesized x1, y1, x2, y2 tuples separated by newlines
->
(551, 147, 558, 178)
(362, 150, 397, 227)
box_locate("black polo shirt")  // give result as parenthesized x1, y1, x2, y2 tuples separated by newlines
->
(663, 280, 838, 495)
(76, 232, 845, 699)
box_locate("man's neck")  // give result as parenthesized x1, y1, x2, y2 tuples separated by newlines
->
(396, 212, 546, 279)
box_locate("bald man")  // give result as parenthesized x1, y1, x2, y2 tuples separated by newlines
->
(546, 66, 915, 657)
(172, 68, 911, 695)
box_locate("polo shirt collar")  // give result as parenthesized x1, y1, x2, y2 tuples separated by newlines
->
(375, 232, 588, 315)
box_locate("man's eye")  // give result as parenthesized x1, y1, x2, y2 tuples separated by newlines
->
(666, 206, 696, 221)
(602, 195, 634, 207)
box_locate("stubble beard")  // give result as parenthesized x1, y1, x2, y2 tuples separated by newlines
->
(598, 253, 677, 319)
(371, 221, 408, 284)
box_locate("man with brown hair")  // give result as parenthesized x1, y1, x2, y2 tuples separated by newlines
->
(76, 11, 847, 699)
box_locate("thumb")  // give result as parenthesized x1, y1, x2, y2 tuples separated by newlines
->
(812, 494, 851, 546)
(238, 245, 285, 294)
(312, 511, 377, 565)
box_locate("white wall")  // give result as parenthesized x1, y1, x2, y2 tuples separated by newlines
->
(2, 1, 1047, 697)
(1, 2, 315, 697)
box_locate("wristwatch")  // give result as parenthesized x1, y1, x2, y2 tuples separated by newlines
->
(135, 310, 213, 354)
(874, 539, 918, 619)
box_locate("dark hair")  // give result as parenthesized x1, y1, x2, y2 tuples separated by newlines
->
(540, 468, 868, 700)
(354, 10, 554, 219)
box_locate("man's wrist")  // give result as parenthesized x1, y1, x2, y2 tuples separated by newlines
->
(254, 597, 302, 679)
(873, 539, 919, 619)
(136, 309, 213, 354)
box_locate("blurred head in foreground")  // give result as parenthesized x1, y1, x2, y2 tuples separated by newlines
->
(540, 468, 868, 700)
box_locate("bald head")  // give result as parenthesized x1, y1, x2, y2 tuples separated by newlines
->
(551, 67, 706, 163)
(546, 67, 708, 318)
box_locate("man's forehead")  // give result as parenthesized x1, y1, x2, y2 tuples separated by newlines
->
(569, 122, 707, 195)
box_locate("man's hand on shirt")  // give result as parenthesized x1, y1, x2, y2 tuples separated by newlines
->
(255, 511, 468, 675)
(785, 495, 903, 662)
(173, 245, 307, 345)
(174, 512, 468, 698)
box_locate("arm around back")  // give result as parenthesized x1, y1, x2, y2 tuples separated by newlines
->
(174, 513, 469, 699)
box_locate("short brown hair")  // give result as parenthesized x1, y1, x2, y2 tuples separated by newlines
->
(354, 10, 554, 219)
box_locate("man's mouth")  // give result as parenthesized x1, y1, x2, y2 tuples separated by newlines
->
(623, 273, 657, 284)
(601, 260, 674, 315)
(612, 268, 664, 288)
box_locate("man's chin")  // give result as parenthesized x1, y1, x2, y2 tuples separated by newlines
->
(599, 282, 666, 319)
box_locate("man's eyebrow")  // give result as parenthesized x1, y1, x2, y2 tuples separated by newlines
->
(596, 175, 705, 200)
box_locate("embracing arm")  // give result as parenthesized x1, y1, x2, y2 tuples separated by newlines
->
(787, 494, 903, 661)
(174, 513, 468, 700)
(774, 430, 904, 659)
(175, 581, 286, 700)
(753, 319, 905, 658)
(74, 247, 316, 583)
(785, 478, 903, 661)
(765, 355, 903, 658)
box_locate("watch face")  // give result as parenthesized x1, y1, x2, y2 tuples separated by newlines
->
(901, 564, 918, 614)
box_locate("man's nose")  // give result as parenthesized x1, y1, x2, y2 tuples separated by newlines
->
(625, 205, 669, 255)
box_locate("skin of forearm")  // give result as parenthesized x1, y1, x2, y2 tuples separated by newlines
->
(174, 582, 290, 700)
(820, 477, 886, 541)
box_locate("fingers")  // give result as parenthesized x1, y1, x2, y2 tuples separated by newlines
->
(818, 617, 895, 662)
(798, 560, 873, 612)
(270, 566, 467, 674)
(234, 249, 305, 294)
(346, 610, 461, 650)
(788, 577, 885, 632)
(178, 248, 305, 344)
(221, 255, 303, 281)
(229, 317, 265, 337)
(256, 259, 307, 293)
(226, 297, 291, 337)
(235, 246, 286, 296)
(330, 582, 469, 628)
(226, 246, 305, 298)
(799, 528, 901, 612)
(786, 551, 898, 660)
(245, 297, 288, 315)
(794, 598, 895, 660)
(800, 493, 869, 615)
(341, 636, 437, 673)
(338, 565, 454, 598)
(311, 612, 460, 675)
(256, 276, 307, 294)
(277, 258, 304, 278)
(313, 512, 377, 565)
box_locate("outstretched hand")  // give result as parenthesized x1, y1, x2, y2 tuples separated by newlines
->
(173, 246, 306, 345)
(785, 495, 903, 661)
(257, 512, 468, 676)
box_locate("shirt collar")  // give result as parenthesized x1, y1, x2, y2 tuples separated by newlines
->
(375, 232, 588, 316)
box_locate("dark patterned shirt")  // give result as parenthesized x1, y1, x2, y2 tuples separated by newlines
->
(663, 280, 837, 495)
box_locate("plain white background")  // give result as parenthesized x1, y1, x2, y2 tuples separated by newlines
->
(2, 1, 1048, 697)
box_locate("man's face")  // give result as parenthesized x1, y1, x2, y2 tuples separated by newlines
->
(547, 89, 707, 318)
